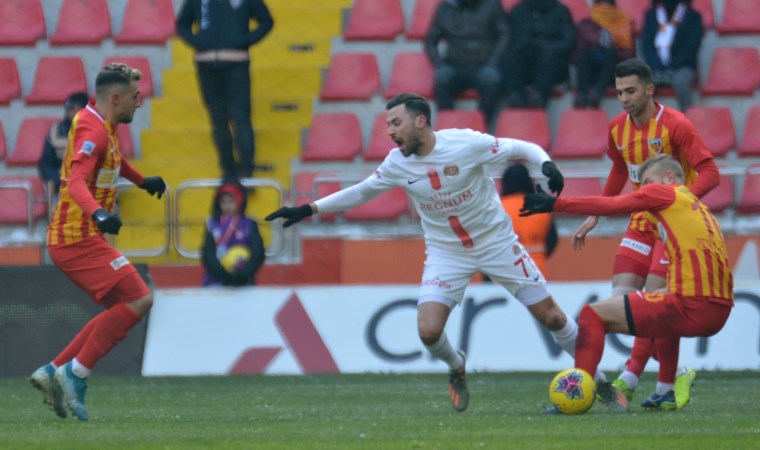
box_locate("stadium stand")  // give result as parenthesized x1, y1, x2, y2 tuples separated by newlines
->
(700, 47, 760, 96)
(0, 177, 47, 224)
(0, 121, 6, 160)
(0, 58, 20, 105)
(49, 0, 111, 46)
(364, 113, 393, 162)
(6, 117, 58, 167)
(383, 52, 435, 100)
(343, 0, 404, 41)
(24, 57, 88, 105)
(685, 106, 735, 157)
(117, 124, 134, 160)
(562, 177, 602, 196)
(701, 173, 734, 213)
(344, 188, 409, 221)
(738, 105, 760, 157)
(737, 165, 760, 214)
(434, 110, 487, 132)
(551, 109, 608, 159)
(302, 113, 362, 162)
(0, 0, 46, 46)
(320, 53, 381, 101)
(716, 0, 760, 35)
(693, 0, 715, 29)
(494, 109, 551, 151)
(616, 0, 649, 35)
(405, 0, 441, 40)
(102, 56, 154, 98)
(292, 172, 341, 222)
(501, 0, 520, 12)
(114, 0, 175, 45)
(562, 0, 591, 23)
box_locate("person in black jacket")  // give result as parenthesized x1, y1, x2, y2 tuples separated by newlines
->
(177, 0, 274, 182)
(503, 0, 577, 108)
(202, 181, 265, 287)
(38, 92, 89, 196)
(640, 0, 702, 112)
(424, 0, 509, 130)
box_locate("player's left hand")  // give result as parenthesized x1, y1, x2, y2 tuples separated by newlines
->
(520, 185, 556, 216)
(541, 161, 564, 195)
(139, 176, 166, 199)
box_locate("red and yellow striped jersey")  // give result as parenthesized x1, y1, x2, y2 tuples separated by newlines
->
(47, 104, 123, 246)
(556, 183, 734, 306)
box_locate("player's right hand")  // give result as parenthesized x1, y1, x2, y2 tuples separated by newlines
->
(265, 204, 313, 228)
(92, 208, 123, 235)
(572, 216, 598, 251)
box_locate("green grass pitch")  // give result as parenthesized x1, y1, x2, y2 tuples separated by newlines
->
(2, 371, 759, 449)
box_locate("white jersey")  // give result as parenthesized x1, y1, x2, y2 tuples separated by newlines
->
(314, 128, 551, 251)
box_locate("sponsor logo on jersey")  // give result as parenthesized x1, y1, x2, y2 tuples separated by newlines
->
(407, 178, 422, 184)
(491, 138, 499, 154)
(422, 277, 451, 289)
(78, 140, 96, 156)
(648, 138, 663, 154)
(110, 256, 130, 270)
(443, 164, 459, 178)
(620, 238, 652, 256)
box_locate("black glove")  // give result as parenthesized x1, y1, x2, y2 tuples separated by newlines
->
(230, 272, 250, 287)
(265, 204, 313, 228)
(520, 185, 556, 216)
(139, 176, 166, 199)
(541, 161, 564, 195)
(92, 208, 123, 235)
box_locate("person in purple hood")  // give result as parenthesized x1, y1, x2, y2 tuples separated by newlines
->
(201, 182, 265, 287)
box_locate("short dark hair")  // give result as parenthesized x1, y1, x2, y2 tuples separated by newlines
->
(95, 63, 141, 98)
(614, 58, 653, 85)
(501, 163, 535, 195)
(65, 92, 89, 109)
(386, 93, 432, 127)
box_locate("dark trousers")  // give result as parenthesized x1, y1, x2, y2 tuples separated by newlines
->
(575, 47, 618, 103)
(434, 64, 502, 126)
(503, 44, 570, 107)
(197, 61, 255, 180)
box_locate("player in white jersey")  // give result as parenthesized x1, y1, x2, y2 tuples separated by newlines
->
(267, 93, 579, 413)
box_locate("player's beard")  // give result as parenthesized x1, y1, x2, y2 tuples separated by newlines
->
(401, 130, 423, 157)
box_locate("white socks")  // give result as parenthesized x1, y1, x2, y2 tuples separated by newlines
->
(656, 382, 674, 395)
(553, 315, 578, 357)
(425, 333, 464, 370)
(72, 358, 91, 379)
(620, 370, 639, 391)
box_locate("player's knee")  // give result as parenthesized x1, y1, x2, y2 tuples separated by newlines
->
(418, 325, 442, 346)
(128, 292, 153, 317)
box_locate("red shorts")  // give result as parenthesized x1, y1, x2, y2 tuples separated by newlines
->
(48, 236, 151, 307)
(625, 291, 731, 338)
(613, 216, 668, 278)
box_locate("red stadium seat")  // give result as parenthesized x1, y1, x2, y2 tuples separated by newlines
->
(501, 0, 520, 12)
(495, 109, 551, 151)
(25, 57, 88, 106)
(0, 121, 6, 160)
(0, 57, 21, 105)
(434, 110, 487, 132)
(616, 0, 648, 34)
(405, 0, 443, 40)
(344, 0, 404, 41)
(552, 109, 609, 159)
(563, 177, 602, 196)
(0, 0, 45, 46)
(737, 165, 760, 214)
(0, 177, 47, 224)
(292, 172, 341, 222)
(692, 0, 715, 29)
(320, 53, 381, 101)
(103, 56, 154, 98)
(701, 173, 734, 213)
(302, 113, 362, 162)
(114, 0, 175, 45)
(344, 188, 408, 221)
(716, 0, 760, 34)
(50, 0, 111, 46)
(7, 117, 58, 167)
(685, 106, 735, 157)
(738, 105, 760, 157)
(701, 47, 760, 96)
(117, 124, 134, 159)
(561, 0, 590, 23)
(364, 113, 393, 162)
(384, 52, 434, 99)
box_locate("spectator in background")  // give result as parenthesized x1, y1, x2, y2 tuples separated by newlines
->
(574, 0, 635, 108)
(499, 163, 558, 274)
(177, 0, 274, 182)
(640, 0, 703, 112)
(38, 92, 89, 195)
(202, 181, 265, 287)
(424, 0, 509, 131)
(503, 0, 577, 108)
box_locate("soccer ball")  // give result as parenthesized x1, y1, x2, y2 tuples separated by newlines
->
(220, 245, 250, 273)
(548, 368, 596, 415)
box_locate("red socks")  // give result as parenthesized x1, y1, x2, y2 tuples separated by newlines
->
(625, 337, 656, 376)
(654, 337, 679, 384)
(54, 303, 141, 370)
(575, 305, 608, 376)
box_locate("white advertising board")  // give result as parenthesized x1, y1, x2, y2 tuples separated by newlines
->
(142, 280, 760, 376)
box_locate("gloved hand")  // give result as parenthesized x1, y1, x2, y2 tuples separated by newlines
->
(520, 185, 556, 216)
(92, 208, 123, 235)
(541, 161, 564, 195)
(265, 204, 313, 228)
(139, 176, 166, 199)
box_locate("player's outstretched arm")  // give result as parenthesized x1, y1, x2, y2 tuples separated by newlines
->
(265, 204, 314, 228)
(520, 185, 556, 216)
